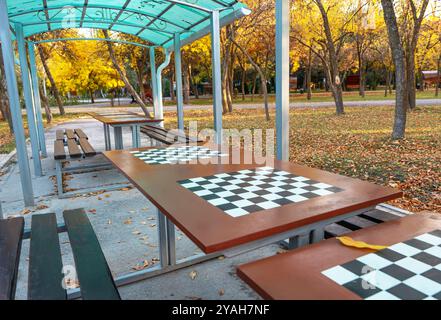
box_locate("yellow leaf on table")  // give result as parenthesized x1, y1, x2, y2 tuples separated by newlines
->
(337, 237, 388, 251)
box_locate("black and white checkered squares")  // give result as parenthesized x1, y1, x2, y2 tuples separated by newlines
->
(131, 146, 228, 165)
(322, 230, 441, 300)
(178, 167, 344, 218)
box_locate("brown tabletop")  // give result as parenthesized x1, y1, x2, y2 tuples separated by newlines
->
(103, 145, 402, 254)
(237, 214, 441, 300)
(89, 111, 163, 126)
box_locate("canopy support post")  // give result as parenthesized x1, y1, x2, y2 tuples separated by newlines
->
(0, 2, 35, 206)
(210, 10, 223, 145)
(174, 33, 184, 131)
(16, 23, 43, 177)
(28, 42, 47, 158)
(275, 0, 290, 161)
(149, 47, 159, 120)
(156, 50, 171, 128)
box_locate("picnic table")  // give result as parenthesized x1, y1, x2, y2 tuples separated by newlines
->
(237, 213, 441, 300)
(89, 111, 163, 150)
(103, 144, 402, 285)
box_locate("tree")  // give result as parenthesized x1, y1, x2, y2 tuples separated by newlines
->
(102, 30, 152, 118)
(0, 43, 13, 131)
(381, 0, 409, 139)
(37, 43, 66, 115)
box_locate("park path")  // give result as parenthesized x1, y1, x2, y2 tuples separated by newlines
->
(61, 98, 441, 114)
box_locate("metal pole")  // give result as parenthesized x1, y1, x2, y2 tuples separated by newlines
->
(174, 33, 184, 131)
(156, 50, 171, 128)
(28, 42, 47, 158)
(275, 0, 290, 161)
(0, 2, 35, 207)
(210, 11, 223, 145)
(16, 23, 43, 177)
(150, 47, 159, 119)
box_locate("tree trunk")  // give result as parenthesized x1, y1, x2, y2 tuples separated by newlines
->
(241, 67, 246, 101)
(251, 72, 257, 102)
(406, 52, 417, 110)
(436, 54, 440, 97)
(39, 85, 52, 124)
(306, 47, 313, 100)
(102, 30, 152, 118)
(314, 0, 344, 115)
(183, 64, 190, 104)
(89, 89, 95, 104)
(381, 0, 408, 139)
(385, 67, 390, 97)
(359, 53, 366, 97)
(170, 74, 175, 102)
(0, 45, 13, 131)
(231, 39, 270, 121)
(38, 45, 65, 115)
(188, 65, 199, 99)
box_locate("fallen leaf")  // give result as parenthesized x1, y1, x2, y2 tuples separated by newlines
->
(189, 270, 198, 280)
(132, 260, 149, 271)
(123, 218, 132, 225)
(218, 289, 225, 296)
(36, 204, 49, 211)
(21, 209, 31, 215)
(150, 223, 157, 228)
(132, 230, 142, 235)
(88, 209, 97, 214)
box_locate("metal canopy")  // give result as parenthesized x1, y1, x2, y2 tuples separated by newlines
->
(7, 0, 248, 46)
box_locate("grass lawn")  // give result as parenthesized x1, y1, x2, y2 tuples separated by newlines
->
(163, 105, 441, 213)
(161, 89, 440, 106)
(0, 105, 439, 213)
(0, 113, 89, 154)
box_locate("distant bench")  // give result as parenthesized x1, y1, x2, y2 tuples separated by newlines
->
(54, 129, 130, 198)
(140, 125, 204, 146)
(0, 209, 120, 300)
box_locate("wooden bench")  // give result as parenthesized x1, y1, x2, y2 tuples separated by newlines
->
(54, 129, 130, 198)
(0, 209, 120, 300)
(140, 125, 204, 146)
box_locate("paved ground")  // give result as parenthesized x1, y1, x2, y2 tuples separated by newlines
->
(57, 98, 441, 114)
(0, 119, 278, 300)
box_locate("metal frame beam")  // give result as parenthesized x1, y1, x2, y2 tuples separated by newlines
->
(28, 42, 47, 158)
(108, 0, 131, 30)
(210, 11, 223, 145)
(275, 0, 290, 161)
(174, 33, 184, 131)
(156, 49, 172, 127)
(149, 47, 159, 119)
(8, 4, 187, 31)
(20, 19, 174, 36)
(0, 0, 35, 206)
(16, 23, 43, 177)
(136, 3, 174, 37)
(79, 0, 88, 28)
(32, 37, 153, 48)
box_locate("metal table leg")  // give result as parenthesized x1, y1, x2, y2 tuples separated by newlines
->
(131, 125, 141, 149)
(104, 124, 112, 151)
(114, 126, 124, 150)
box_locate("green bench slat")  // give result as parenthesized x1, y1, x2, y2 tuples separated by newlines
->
(54, 140, 67, 160)
(28, 213, 67, 300)
(78, 139, 96, 157)
(0, 218, 24, 300)
(74, 129, 88, 140)
(63, 209, 120, 300)
(56, 130, 65, 141)
(67, 139, 83, 158)
(65, 130, 76, 140)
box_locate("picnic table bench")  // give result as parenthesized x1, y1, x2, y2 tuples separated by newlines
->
(140, 125, 204, 146)
(54, 129, 130, 198)
(0, 209, 120, 300)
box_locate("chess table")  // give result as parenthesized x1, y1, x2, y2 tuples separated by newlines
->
(89, 111, 163, 150)
(104, 145, 401, 257)
(237, 214, 441, 300)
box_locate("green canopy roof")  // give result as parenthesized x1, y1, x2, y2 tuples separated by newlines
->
(7, 0, 249, 48)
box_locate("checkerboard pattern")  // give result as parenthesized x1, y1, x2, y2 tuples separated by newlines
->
(322, 230, 441, 300)
(178, 167, 344, 218)
(130, 146, 228, 165)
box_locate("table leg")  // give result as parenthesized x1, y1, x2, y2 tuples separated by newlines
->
(114, 127, 124, 150)
(103, 124, 111, 151)
(157, 209, 170, 268)
(166, 219, 176, 266)
(131, 125, 141, 149)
